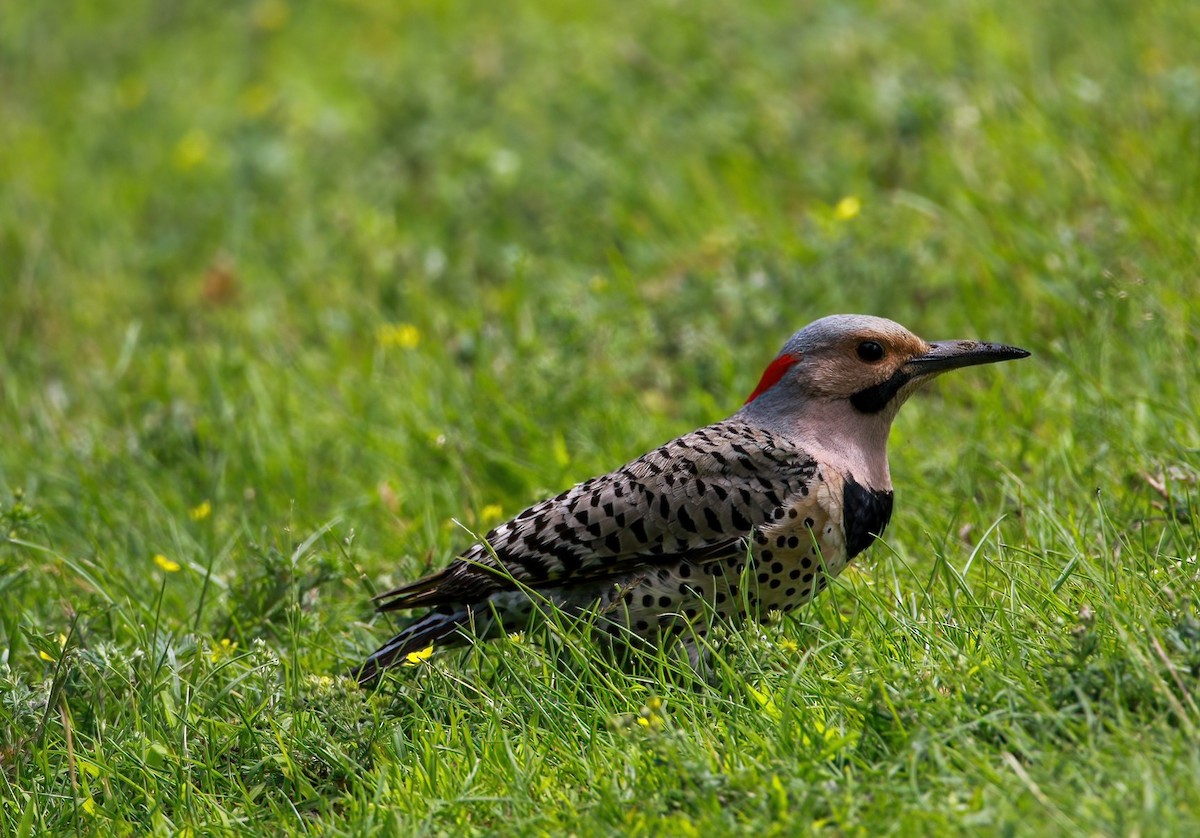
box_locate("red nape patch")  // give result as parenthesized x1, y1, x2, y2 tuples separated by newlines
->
(744, 353, 801, 404)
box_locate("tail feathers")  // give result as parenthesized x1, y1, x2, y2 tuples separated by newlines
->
(351, 610, 470, 685)
(372, 557, 510, 613)
(370, 570, 450, 613)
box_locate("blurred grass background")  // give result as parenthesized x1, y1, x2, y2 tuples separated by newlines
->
(2, 0, 1199, 833)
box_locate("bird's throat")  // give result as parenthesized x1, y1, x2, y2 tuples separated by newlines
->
(849, 369, 912, 414)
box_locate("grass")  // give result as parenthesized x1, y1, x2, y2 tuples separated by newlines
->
(2, 0, 1199, 833)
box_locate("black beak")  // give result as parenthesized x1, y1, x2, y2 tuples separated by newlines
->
(905, 341, 1030, 377)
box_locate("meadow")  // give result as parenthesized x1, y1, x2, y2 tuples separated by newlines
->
(2, 0, 1199, 833)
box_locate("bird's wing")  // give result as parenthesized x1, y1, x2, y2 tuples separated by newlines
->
(374, 420, 819, 611)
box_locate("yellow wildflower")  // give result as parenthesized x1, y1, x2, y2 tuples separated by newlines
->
(39, 633, 68, 662)
(480, 504, 504, 527)
(173, 130, 211, 171)
(210, 638, 238, 663)
(833, 196, 861, 221)
(377, 323, 421, 349)
(778, 638, 799, 654)
(154, 554, 181, 573)
(189, 500, 211, 521)
(636, 696, 666, 730)
(403, 644, 435, 666)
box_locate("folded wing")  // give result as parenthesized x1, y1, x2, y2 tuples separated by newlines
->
(373, 420, 819, 612)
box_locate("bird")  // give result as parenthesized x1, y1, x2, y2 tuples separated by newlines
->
(355, 314, 1029, 682)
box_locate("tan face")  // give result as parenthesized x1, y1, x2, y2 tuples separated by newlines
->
(800, 325, 931, 403)
(742, 314, 1029, 423)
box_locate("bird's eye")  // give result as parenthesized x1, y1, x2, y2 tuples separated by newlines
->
(856, 340, 885, 362)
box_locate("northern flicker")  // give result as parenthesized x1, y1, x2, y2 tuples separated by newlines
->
(355, 315, 1028, 682)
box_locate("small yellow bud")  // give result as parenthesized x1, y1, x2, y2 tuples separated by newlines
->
(480, 504, 504, 527)
(377, 323, 421, 349)
(173, 130, 211, 171)
(833, 196, 861, 221)
(210, 638, 237, 663)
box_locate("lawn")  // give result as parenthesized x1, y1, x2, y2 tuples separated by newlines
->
(2, 0, 1199, 833)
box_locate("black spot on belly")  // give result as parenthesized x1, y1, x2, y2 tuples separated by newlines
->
(843, 479, 894, 559)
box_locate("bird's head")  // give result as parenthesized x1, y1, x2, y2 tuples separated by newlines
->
(738, 315, 1028, 477)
